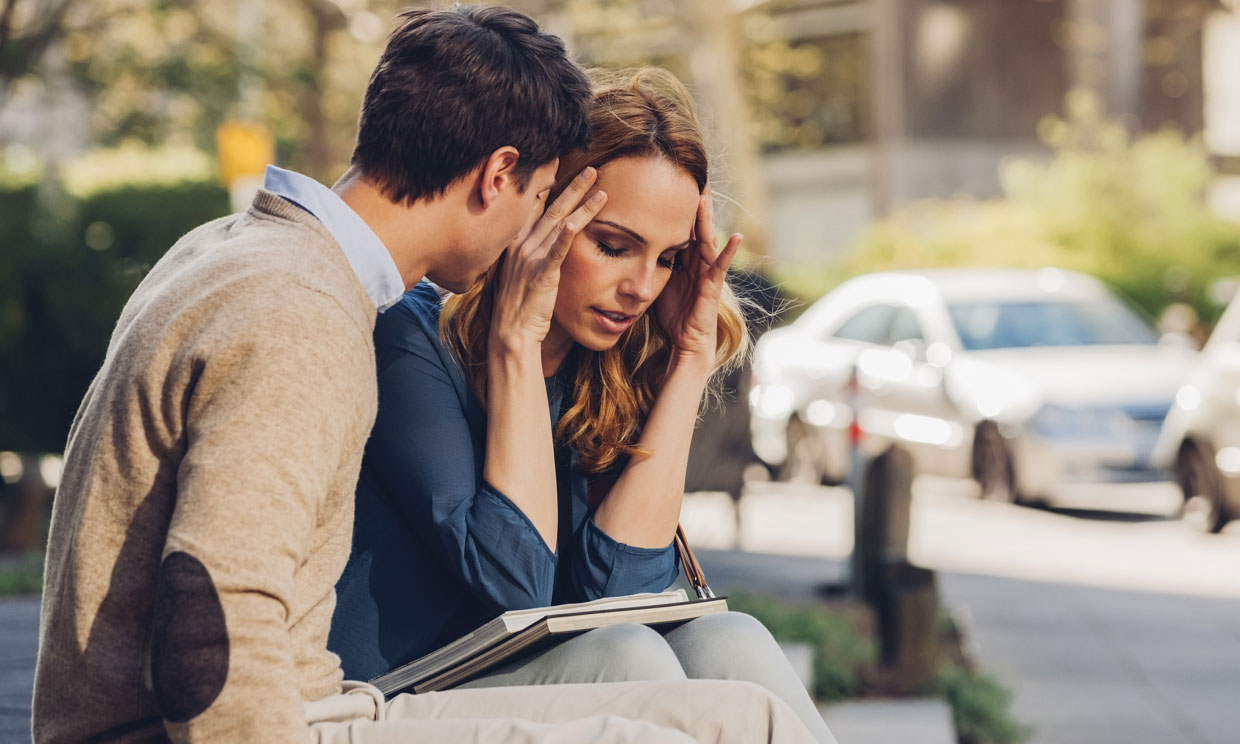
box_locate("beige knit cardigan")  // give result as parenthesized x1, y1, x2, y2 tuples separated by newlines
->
(33, 191, 379, 743)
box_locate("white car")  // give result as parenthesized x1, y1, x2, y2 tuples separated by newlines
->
(749, 268, 1198, 502)
(1154, 291, 1240, 532)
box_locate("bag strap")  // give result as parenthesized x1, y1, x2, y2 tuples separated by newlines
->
(674, 524, 715, 599)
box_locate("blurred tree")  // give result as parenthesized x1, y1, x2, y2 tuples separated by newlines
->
(542, 0, 872, 261)
(2, 0, 401, 182)
(740, 32, 869, 152)
(6, 0, 869, 197)
(0, 0, 74, 107)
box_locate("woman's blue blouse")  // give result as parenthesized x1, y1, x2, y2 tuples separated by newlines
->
(328, 282, 678, 681)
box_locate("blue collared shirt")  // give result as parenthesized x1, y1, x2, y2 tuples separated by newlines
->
(262, 165, 404, 311)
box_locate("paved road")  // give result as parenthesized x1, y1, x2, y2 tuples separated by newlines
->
(684, 478, 1240, 744)
(941, 572, 1240, 744)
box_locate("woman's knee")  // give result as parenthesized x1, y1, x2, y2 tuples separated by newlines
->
(570, 623, 686, 681)
(675, 612, 778, 650)
(664, 612, 782, 675)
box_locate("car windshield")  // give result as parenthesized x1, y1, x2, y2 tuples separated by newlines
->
(948, 299, 1158, 350)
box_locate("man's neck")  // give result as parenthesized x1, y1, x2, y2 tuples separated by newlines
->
(334, 166, 449, 291)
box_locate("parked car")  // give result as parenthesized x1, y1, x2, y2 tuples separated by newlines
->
(749, 268, 1198, 503)
(1153, 291, 1240, 532)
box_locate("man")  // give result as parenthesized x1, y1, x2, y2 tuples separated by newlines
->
(33, 5, 818, 743)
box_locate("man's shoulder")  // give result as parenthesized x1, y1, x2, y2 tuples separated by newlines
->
(156, 209, 375, 336)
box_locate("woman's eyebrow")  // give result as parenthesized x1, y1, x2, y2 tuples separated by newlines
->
(593, 219, 646, 245)
(594, 220, 692, 251)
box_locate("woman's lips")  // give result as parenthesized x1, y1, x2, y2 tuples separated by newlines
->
(591, 307, 635, 334)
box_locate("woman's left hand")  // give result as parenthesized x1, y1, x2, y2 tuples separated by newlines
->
(655, 186, 742, 365)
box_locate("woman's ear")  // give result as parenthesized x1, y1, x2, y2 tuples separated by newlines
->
(478, 146, 521, 208)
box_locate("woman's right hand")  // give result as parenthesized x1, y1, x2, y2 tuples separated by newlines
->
(489, 167, 607, 352)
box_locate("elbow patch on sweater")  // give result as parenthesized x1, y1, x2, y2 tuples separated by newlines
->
(151, 551, 230, 723)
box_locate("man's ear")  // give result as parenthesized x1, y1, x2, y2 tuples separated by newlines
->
(479, 146, 521, 208)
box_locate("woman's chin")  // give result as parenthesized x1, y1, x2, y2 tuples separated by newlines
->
(576, 333, 623, 352)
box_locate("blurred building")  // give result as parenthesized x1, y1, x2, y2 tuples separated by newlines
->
(792, 0, 1223, 264)
(1205, 1, 1240, 219)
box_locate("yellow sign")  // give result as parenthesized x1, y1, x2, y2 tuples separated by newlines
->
(216, 121, 275, 186)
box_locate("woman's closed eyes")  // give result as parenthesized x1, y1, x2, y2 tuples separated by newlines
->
(594, 238, 683, 270)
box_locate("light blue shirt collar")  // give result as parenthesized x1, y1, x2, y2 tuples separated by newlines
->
(262, 165, 404, 311)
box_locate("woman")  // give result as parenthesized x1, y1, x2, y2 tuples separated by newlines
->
(330, 69, 833, 743)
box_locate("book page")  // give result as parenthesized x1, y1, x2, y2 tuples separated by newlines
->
(500, 589, 689, 632)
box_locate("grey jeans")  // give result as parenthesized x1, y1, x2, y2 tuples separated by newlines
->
(456, 611, 838, 744)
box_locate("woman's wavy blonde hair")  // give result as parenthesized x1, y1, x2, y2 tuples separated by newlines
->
(440, 67, 750, 473)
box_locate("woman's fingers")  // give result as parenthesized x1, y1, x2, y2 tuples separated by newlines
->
(697, 188, 720, 264)
(544, 190, 607, 267)
(688, 234, 739, 314)
(528, 167, 597, 247)
(710, 233, 742, 280)
(700, 233, 740, 299)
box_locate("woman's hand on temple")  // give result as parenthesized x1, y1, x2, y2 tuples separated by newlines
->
(655, 186, 742, 366)
(490, 167, 607, 353)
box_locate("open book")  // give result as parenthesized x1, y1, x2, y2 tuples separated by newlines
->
(370, 589, 728, 695)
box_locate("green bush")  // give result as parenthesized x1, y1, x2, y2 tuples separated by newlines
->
(937, 666, 1028, 744)
(0, 167, 229, 452)
(793, 90, 1240, 325)
(0, 552, 44, 596)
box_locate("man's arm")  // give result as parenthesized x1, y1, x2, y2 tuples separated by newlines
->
(153, 296, 372, 742)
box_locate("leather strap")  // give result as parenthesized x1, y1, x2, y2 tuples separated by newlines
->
(674, 524, 715, 599)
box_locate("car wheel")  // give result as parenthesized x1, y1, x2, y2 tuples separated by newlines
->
(1177, 445, 1227, 534)
(973, 423, 1016, 503)
(778, 417, 823, 484)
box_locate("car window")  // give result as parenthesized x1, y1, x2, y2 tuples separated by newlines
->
(948, 300, 1157, 350)
(886, 308, 925, 344)
(831, 305, 895, 344)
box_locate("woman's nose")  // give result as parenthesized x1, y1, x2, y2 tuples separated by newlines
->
(619, 262, 658, 303)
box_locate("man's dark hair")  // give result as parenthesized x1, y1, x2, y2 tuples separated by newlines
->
(352, 4, 592, 205)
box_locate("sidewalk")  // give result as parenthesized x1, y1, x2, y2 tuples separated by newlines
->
(939, 572, 1240, 744)
(0, 597, 37, 742)
(686, 484, 1240, 744)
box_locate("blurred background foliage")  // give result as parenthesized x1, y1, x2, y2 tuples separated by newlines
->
(0, 0, 402, 179)
(0, 170, 228, 451)
(1, 0, 1236, 452)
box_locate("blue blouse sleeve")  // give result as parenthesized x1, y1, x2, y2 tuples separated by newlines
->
(361, 286, 556, 612)
(569, 509, 679, 601)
